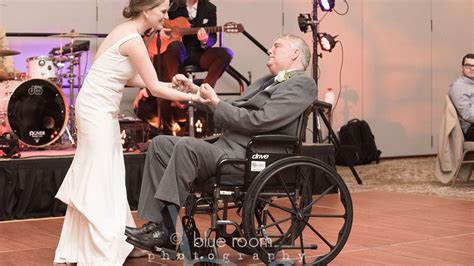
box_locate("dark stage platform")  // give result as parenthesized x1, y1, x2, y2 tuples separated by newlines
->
(0, 143, 335, 221)
(0, 151, 145, 221)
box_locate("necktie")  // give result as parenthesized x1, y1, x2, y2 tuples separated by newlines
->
(261, 77, 275, 90)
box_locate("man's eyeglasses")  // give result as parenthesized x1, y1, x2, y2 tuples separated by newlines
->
(463, 64, 474, 69)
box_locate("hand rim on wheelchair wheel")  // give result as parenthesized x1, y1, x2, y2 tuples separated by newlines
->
(242, 156, 353, 265)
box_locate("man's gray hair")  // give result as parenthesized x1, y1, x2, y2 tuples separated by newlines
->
(280, 34, 311, 70)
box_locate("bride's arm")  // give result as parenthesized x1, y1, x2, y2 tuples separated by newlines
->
(126, 72, 172, 89)
(126, 73, 145, 88)
(121, 37, 196, 102)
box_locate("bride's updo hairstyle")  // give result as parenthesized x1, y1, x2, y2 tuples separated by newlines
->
(123, 0, 165, 19)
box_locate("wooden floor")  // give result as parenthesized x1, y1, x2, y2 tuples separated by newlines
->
(0, 191, 473, 265)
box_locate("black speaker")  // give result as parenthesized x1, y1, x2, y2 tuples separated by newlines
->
(301, 143, 338, 194)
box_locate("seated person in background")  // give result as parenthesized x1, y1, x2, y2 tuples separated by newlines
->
(125, 34, 316, 252)
(449, 53, 474, 140)
(160, 0, 233, 87)
(135, 0, 233, 135)
(0, 26, 19, 82)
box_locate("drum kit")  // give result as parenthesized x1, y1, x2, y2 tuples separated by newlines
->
(0, 30, 95, 152)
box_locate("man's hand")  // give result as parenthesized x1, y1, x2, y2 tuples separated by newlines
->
(133, 88, 150, 109)
(172, 74, 199, 93)
(199, 83, 220, 107)
(197, 28, 208, 48)
(186, 86, 210, 104)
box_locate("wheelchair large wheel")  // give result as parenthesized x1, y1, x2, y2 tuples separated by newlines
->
(242, 156, 353, 265)
(220, 188, 312, 257)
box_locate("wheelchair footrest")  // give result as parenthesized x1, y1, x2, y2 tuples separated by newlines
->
(277, 244, 318, 250)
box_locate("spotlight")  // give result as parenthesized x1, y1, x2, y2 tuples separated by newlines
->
(319, 33, 338, 52)
(319, 0, 335, 12)
(298, 13, 314, 33)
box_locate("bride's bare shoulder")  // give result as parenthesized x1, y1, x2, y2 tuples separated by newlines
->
(96, 22, 137, 57)
(108, 22, 135, 39)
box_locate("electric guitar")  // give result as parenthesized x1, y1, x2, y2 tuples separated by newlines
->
(145, 17, 244, 57)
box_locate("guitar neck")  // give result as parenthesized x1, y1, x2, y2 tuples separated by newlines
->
(178, 26, 223, 36)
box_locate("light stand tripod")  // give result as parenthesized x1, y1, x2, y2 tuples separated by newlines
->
(311, 1, 322, 143)
(315, 101, 362, 184)
(298, 1, 362, 184)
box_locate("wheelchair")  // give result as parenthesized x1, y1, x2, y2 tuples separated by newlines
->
(158, 100, 353, 265)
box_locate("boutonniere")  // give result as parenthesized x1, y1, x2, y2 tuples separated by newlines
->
(275, 70, 297, 83)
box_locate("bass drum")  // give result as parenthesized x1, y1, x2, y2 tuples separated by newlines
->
(0, 79, 69, 147)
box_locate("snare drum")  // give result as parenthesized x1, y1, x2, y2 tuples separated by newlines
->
(0, 79, 69, 147)
(26, 56, 57, 80)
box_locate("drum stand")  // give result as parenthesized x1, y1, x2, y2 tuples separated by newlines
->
(56, 37, 83, 146)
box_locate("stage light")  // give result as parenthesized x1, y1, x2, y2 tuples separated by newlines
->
(298, 13, 313, 33)
(319, 33, 338, 52)
(319, 0, 335, 12)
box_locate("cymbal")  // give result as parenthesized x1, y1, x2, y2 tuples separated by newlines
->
(0, 49, 21, 57)
(49, 31, 96, 38)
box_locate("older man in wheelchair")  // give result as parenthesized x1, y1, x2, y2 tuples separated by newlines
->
(125, 34, 353, 264)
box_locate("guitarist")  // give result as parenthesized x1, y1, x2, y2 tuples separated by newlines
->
(160, 0, 233, 87)
(135, 0, 233, 135)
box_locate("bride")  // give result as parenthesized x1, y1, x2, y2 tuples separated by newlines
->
(53, 0, 205, 264)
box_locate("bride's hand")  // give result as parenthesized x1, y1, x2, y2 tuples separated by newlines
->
(172, 74, 199, 93)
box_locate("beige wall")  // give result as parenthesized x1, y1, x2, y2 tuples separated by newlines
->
(0, 0, 473, 156)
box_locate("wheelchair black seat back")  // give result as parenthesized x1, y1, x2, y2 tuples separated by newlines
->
(164, 100, 354, 265)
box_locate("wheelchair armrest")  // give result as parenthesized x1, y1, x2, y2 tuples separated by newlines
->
(251, 134, 298, 142)
(215, 158, 247, 186)
(247, 134, 299, 150)
(313, 99, 332, 111)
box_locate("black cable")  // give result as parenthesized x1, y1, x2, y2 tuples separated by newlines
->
(317, 64, 321, 80)
(334, 0, 350, 16)
(331, 41, 344, 116)
(318, 11, 330, 24)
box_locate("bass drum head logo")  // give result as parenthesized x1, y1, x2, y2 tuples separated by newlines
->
(28, 85, 44, 96)
(29, 130, 46, 143)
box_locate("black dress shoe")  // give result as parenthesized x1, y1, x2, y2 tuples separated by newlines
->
(125, 222, 160, 237)
(126, 228, 175, 252)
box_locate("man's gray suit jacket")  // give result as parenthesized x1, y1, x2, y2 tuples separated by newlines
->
(208, 71, 317, 159)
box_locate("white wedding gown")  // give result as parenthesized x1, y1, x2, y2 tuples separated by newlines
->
(54, 33, 141, 265)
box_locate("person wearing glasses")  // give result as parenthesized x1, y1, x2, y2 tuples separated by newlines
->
(449, 53, 474, 140)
